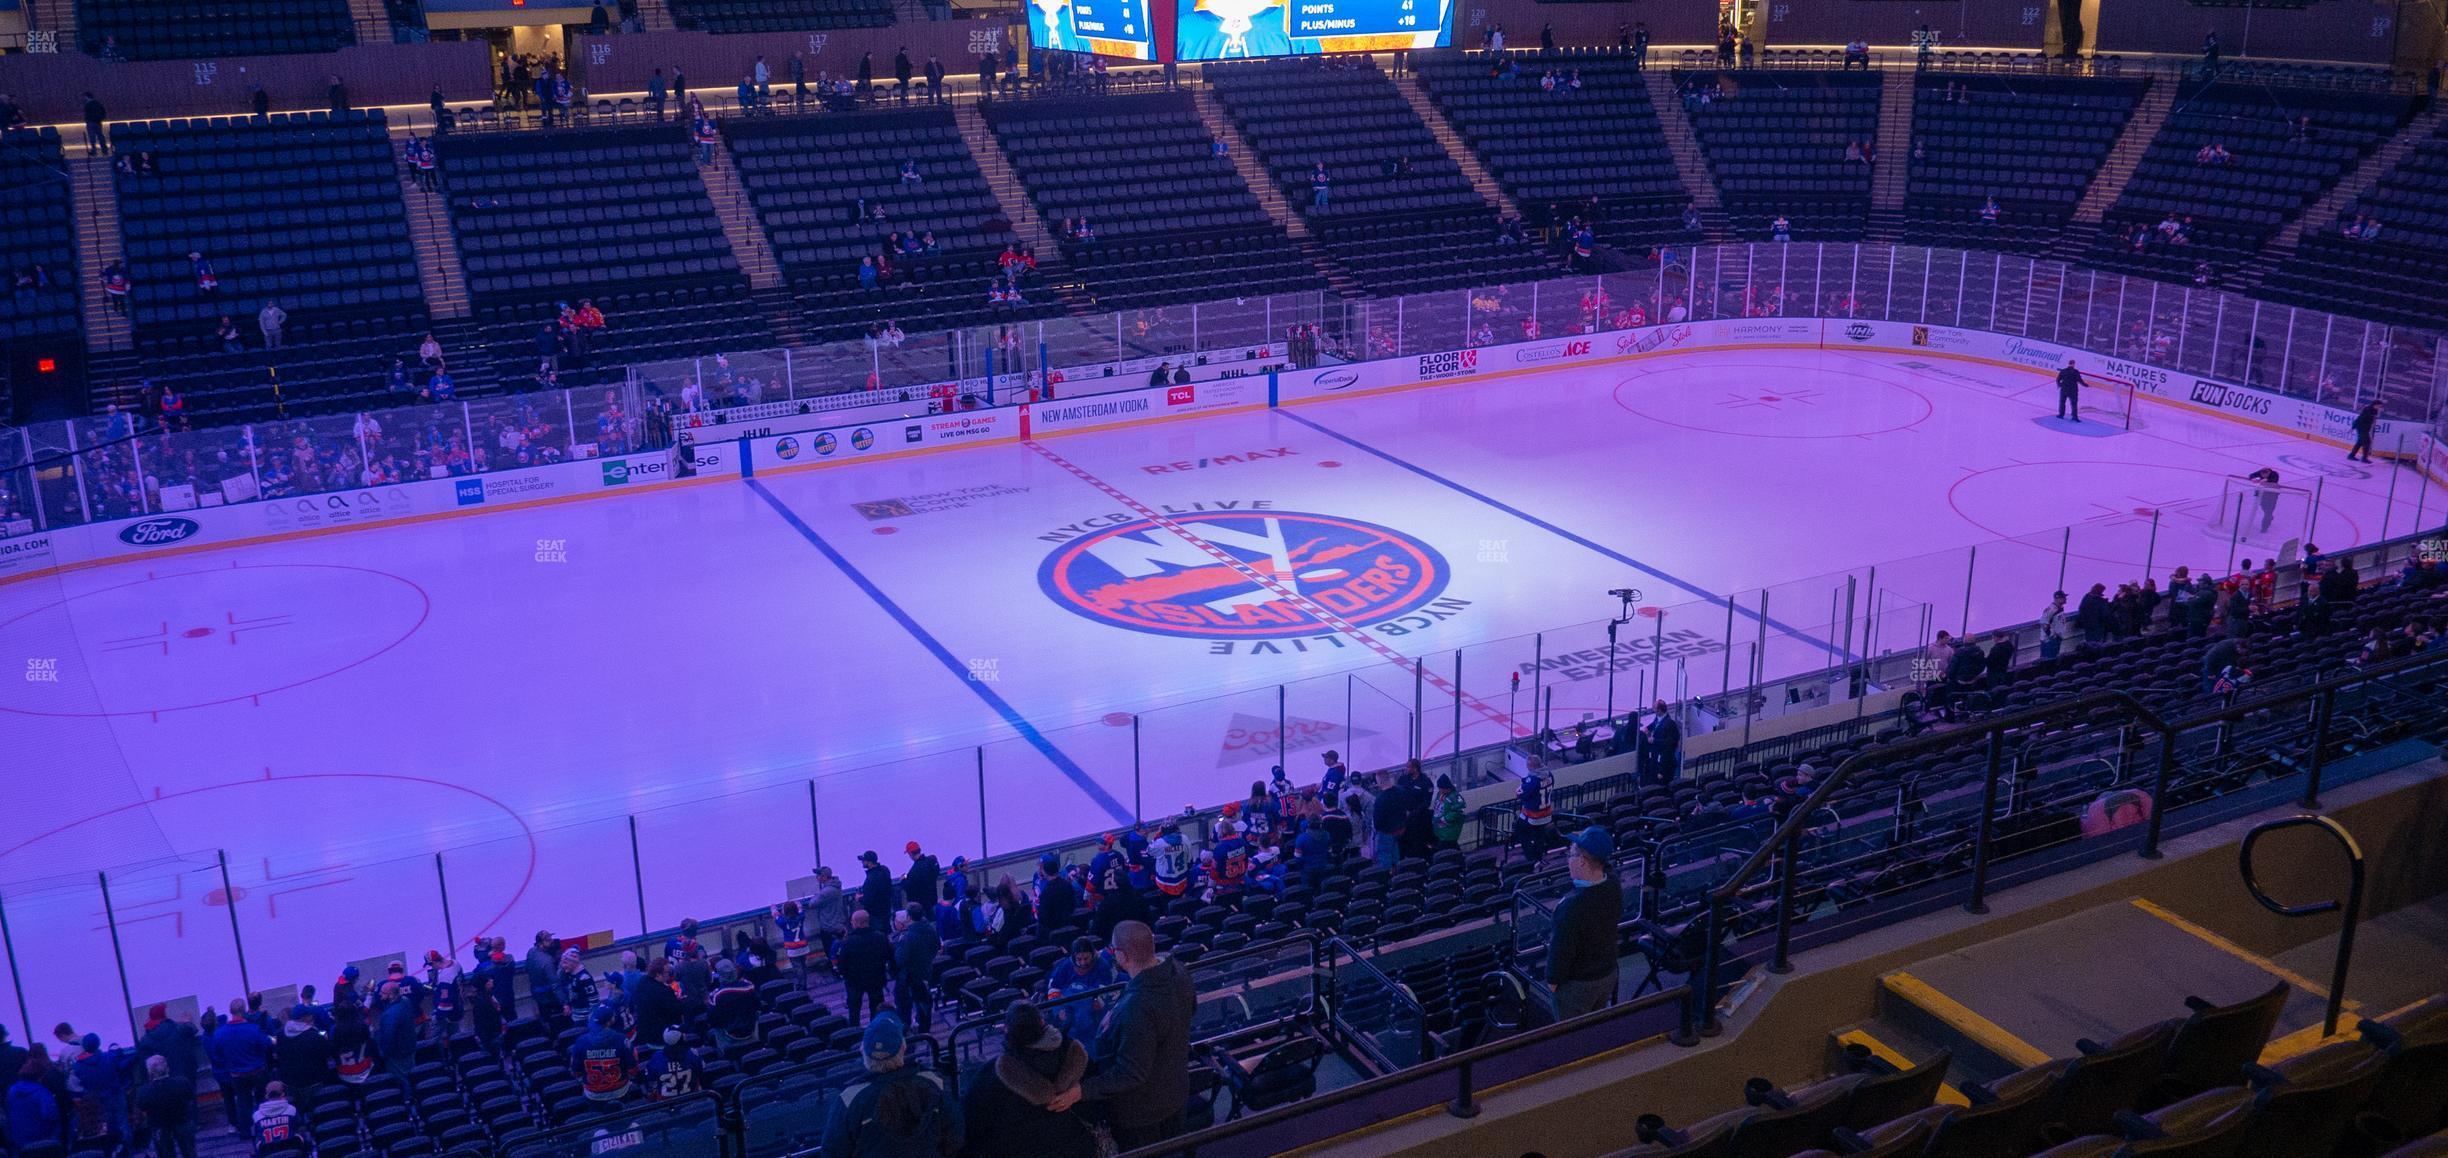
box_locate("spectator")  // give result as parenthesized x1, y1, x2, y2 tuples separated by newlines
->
(639, 1027, 704, 1101)
(252, 1080, 303, 1150)
(822, 1013, 961, 1158)
(274, 1004, 330, 1117)
(82, 92, 108, 157)
(1548, 826, 1624, 1017)
(189, 251, 218, 297)
(67, 1032, 129, 1150)
(1430, 774, 1466, 851)
(135, 1054, 197, 1158)
(103, 260, 129, 315)
(1638, 700, 1683, 784)
(840, 910, 893, 1025)
(374, 984, 420, 1083)
(1771, 215, 1791, 243)
(904, 842, 941, 908)
(215, 314, 245, 353)
(895, 47, 914, 103)
(257, 300, 287, 351)
(1065, 920, 1194, 1149)
(1035, 856, 1077, 933)
(1045, 937, 1115, 1041)
(1844, 38, 1868, 69)
(812, 866, 851, 970)
(648, 68, 668, 119)
(960, 1001, 1093, 1158)
(859, 850, 895, 917)
(572, 1009, 634, 1103)
(893, 903, 940, 1032)
(207, 998, 272, 1133)
(631, 958, 686, 1046)
(708, 961, 758, 1048)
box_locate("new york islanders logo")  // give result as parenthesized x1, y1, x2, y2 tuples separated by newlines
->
(1039, 511, 1450, 640)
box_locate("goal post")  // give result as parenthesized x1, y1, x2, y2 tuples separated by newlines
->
(2090, 372, 2140, 430)
(2201, 473, 2315, 566)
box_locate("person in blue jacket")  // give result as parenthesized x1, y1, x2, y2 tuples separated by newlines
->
(7, 1055, 62, 1150)
(374, 985, 423, 1084)
(206, 1000, 272, 1133)
(68, 1033, 132, 1146)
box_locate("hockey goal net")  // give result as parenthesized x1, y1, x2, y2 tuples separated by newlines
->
(2200, 473, 2314, 562)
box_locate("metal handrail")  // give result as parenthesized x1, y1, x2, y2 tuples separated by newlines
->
(1121, 983, 1696, 1157)
(1687, 646, 2448, 1039)
(938, 930, 1324, 1092)
(2238, 814, 2366, 1037)
(1690, 690, 2175, 1035)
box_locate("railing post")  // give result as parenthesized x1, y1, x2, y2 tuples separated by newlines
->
(0, 881, 31, 1052)
(2301, 687, 2334, 810)
(1670, 979, 1700, 1047)
(1965, 729, 2005, 914)
(1769, 827, 1799, 974)
(1696, 898, 1725, 1036)
(1447, 1057, 1482, 1118)
(216, 850, 251, 994)
(1132, 714, 1144, 824)
(2140, 733, 2176, 860)
(436, 853, 457, 953)
(976, 747, 990, 858)
(99, 871, 139, 1043)
(627, 815, 650, 935)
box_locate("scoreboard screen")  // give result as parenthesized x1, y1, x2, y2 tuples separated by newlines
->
(1174, 0, 1450, 60)
(1029, 0, 1157, 60)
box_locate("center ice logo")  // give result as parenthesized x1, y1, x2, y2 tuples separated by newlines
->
(1038, 511, 1451, 640)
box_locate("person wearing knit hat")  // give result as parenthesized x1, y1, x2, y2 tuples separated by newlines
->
(570, 1006, 634, 1102)
(823, 1011, 963, 1154)
(638, 1025, 704, 1101)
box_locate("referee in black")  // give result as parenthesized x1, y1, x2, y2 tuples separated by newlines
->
(2056, 358, 2087, 422)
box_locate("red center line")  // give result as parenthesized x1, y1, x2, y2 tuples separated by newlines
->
(1024, 439, 1526, 739)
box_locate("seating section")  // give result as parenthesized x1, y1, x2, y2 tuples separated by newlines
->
(439, 125, 771, 385)
(1611, 988, 2448, 1158)
(985, 92, 1325, 310)
(1208, 58, 1558, 295)
(667, 0, 892, 33)
(0, 129, 80, 360)
(2084, 81, 2411, 283)
(2259, 118, 2448, 330)
(725, 109, 1060, 341)
(1677, 70, 1882, 240)
(110, 111, 430, 422)
(1905, 75, 2148, 253)
(77, 0, 354, 59)
(1414, 50, 1702, 253)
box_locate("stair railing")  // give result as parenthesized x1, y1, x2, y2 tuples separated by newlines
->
(2237, 814, 2365, 1037)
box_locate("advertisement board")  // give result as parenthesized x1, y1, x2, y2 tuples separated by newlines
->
(747, 409, 1022, 473)
(1022, 377, 1267, 437)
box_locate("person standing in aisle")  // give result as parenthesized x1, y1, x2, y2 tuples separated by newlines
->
(1548, 827, 1624, 1018)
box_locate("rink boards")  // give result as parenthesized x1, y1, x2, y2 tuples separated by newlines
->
(5, 317, 2434, 586)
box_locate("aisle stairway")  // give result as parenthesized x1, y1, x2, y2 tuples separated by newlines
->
(695, 138, 782, 292)
(1391, 70, 1522, 220)
(1641, 69, 1727, 239)
(1187, 86, 1359, 297)
(393, 137, 471, 319)
(2235, 99, 2448, 290)
(950, 100, 1095, 314)
(1866, 69, 1915, 240)
(70, 153, 129, 353)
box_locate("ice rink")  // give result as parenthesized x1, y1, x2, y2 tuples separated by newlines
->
(3, 344, 2439, 1038)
